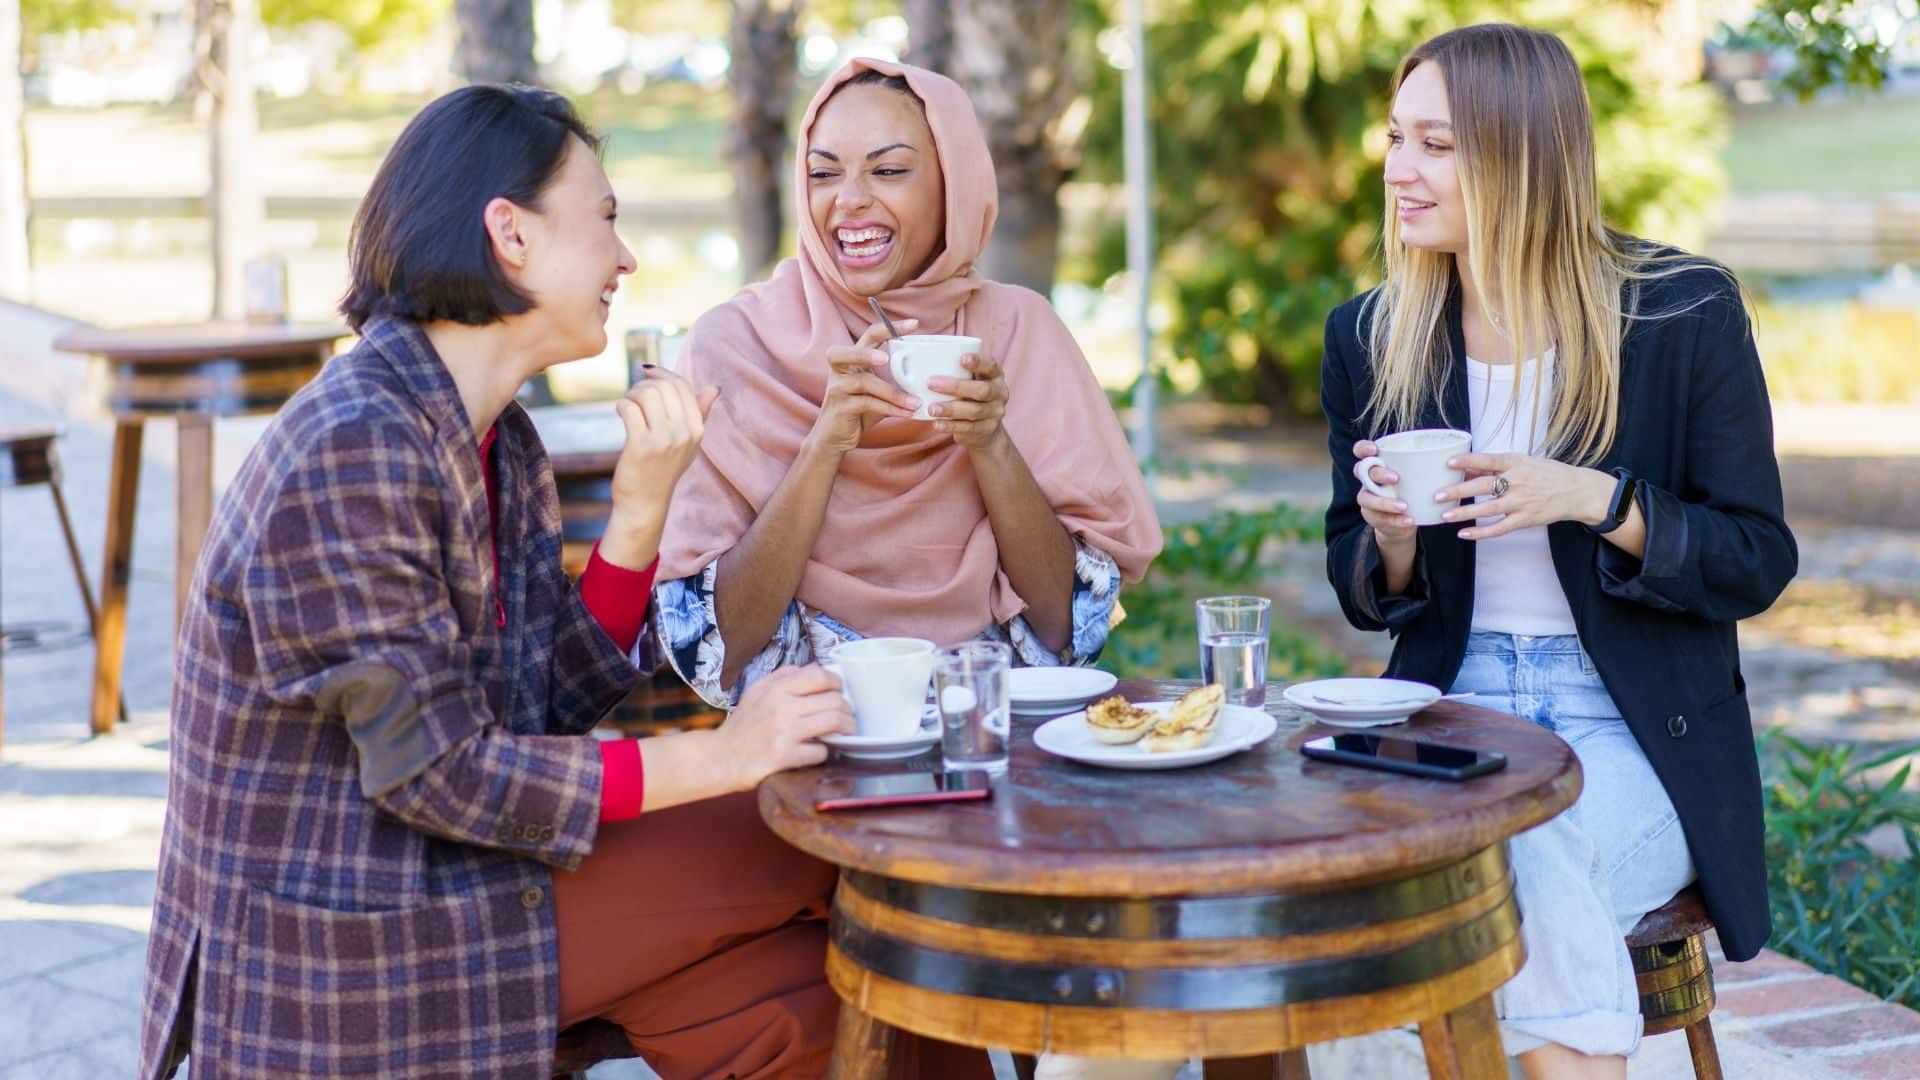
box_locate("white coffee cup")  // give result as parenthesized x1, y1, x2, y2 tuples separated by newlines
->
(1353, 428, 1473, 526)
(887, 334, 982, 420)
(821, 637, 937, 737)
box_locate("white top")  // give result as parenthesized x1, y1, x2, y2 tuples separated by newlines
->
(1465, 350, 1578, 636)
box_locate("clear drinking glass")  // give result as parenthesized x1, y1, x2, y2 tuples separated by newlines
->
(1196, 595, 1272, 707)
(934, 642, 1012, 773)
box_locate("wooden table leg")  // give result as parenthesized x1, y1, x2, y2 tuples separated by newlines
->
(828, 999, 896, 1080)
(175, 415, 214, 638)
(1418, 994, 1507, 1080)
(51, 480, 126, 725)
(91, 421, 143, 736)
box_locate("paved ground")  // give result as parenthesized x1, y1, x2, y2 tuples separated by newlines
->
(5, 316, 1919, 1077)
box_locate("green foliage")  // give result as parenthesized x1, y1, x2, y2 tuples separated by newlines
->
(1760, 730, 1920, 1007)
(1733, 0, 1896, 99)
(22, 0, 133, 41)
(1073, 1, 1728, 415)
(1107, 500, 1348, 681)
(28, 0, 451, 52)
(262, 0, 449, 50)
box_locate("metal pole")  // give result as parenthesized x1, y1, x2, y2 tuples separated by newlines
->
(0, 0, 30, 300)
(1122, 0, 1157, 472)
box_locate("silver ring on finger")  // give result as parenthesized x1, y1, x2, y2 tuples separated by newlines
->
(1491, 475, 1510, 498)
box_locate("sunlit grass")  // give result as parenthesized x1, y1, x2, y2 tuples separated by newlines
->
(1723, 89, 1920, 196)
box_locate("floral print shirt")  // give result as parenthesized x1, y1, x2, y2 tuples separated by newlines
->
(655, 539, 1123, 708)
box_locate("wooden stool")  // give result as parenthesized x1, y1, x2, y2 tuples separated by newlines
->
(0, 428, 124, 754)
(1626, 886, 1722, 1080)
(551, 1018, 638, 1078)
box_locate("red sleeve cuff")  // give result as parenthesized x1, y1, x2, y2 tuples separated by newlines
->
(598, 738, 645, 822)
(579, 544, 657, 654)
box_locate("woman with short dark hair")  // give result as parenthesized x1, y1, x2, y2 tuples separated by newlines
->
(139, 83, 984, 1079)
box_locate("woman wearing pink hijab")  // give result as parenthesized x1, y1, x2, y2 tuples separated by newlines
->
(655, 58, 1161, 705)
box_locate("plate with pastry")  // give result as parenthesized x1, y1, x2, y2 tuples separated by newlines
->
(1033, 685, 1279, 770)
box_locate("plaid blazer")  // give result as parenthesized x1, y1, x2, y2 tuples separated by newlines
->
(139, 318, 645, 1080)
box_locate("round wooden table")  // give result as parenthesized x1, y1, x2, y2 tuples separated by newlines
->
(758, 679, 1582, 1078)
(52, 320, 347, 734)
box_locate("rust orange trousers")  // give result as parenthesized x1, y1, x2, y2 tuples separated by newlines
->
(553, 791, 994, 1080)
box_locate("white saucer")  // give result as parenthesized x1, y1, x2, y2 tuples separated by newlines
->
(1009, 667, 1118, 716)
(1282, 678, 1441, 728)
(1033, 702, 1279, 770)
(819, 707, 941, 760)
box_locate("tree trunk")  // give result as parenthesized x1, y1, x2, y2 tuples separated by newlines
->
(0, 0, 29, 299)
(727, 0, 799, 281)
(197, 0, 262, 320)
(455, 0, 538, 86)
(902, 0, 952, 74)
(946, 0, 1076, 296)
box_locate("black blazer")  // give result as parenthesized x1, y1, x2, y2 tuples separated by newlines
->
(1319, 262, 1797, 962)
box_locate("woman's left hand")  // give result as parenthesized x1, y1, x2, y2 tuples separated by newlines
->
(926, 347, 1009, 452)
(1436, 453, 1615, 541)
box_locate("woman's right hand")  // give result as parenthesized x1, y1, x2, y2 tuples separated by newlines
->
(1353, 439, 1417, 551)
(716, 665, 855, 791)
(811, 318, 924, 455)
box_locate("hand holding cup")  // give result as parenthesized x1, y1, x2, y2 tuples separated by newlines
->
(1352, 438, 1417, 549)
(814, 318, 924, 454)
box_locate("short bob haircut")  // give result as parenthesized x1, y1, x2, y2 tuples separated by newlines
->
(341, 84, 602, 332)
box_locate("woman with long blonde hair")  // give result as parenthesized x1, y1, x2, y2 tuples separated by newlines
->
(1322, 24, 1796, 1079)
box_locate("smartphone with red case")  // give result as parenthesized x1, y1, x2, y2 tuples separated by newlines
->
(813, 769, 995, 811)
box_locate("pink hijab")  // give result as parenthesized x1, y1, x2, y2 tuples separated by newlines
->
(658, 57, 1161, 646)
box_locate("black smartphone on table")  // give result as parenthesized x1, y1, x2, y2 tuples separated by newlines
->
(813, 769, 996, 811)
(1300, 732, 1507, 782)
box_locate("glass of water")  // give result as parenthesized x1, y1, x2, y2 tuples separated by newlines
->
(934, 642, 1012, 774)
(1196, 595, 1272, 707)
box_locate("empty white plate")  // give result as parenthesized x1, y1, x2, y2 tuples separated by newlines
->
(1033, 701, 1278, 771)
(1010, 667, 1119, 715)
(1282, 678, 1442, 727)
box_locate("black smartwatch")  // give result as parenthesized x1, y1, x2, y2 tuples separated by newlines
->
(1590, 467, 1638, 535)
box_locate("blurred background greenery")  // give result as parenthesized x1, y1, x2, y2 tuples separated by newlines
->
(12, 0, 1919, 410)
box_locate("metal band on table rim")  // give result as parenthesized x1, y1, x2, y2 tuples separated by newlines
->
(103, 391, 321, 417)
(96, 352, 332, 377)
(829, 884, 1520, 1011)
(840, 844, 1508, 941)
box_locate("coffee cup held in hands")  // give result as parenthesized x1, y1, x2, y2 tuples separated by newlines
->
(887, 335, 981, 420)
(1354, 428, 1473, 526)
(819, 637, 937, 737)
